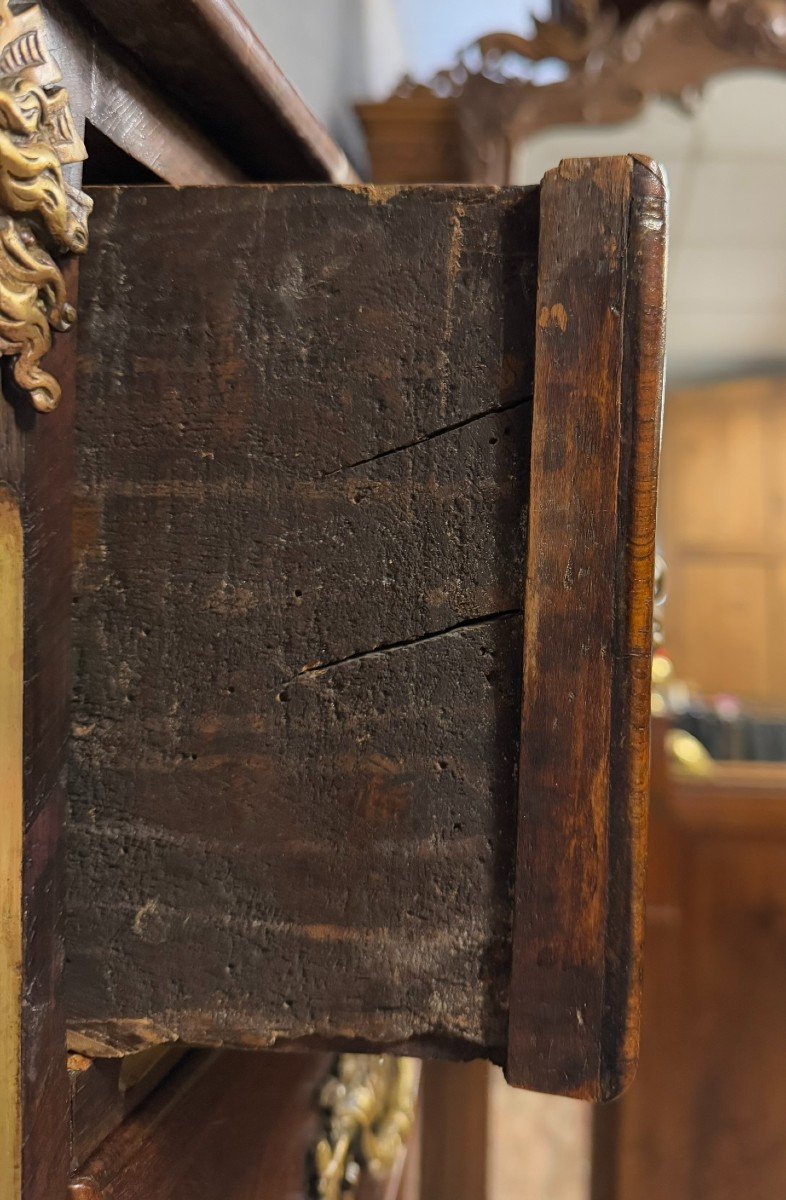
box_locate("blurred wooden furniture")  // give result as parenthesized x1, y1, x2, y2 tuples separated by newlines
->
(357, 0, 786, 184)
(417, 1062, 490, 1200)
(658, 375, 786, 708)
(593, 716, 786, 1200)
(1, 3, 666, 1197)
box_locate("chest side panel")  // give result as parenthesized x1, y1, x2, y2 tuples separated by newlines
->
(67, 183, 538, 1062)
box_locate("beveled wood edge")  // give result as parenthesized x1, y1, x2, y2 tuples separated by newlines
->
(0, 263, 78, 1200)
(74, 0, 358, 184)
(506, 155, 666, 1099)
(67, 1050, 334, 1199)
(189, 0, 357, 183)
(45, 0, 243, 185)
(600, 154, 667, 1100)
(507, 155, 633, 1097)
(68, 1045, 188, 1171)
(21, 265, 77, 1200)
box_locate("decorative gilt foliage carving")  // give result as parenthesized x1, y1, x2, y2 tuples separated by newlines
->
(312, 1055, 418, 1200)
(0, 0, 91, 412)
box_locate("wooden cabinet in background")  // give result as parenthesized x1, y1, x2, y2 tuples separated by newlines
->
(659, 375, 786, 708)
(593, 718, 786, 1200)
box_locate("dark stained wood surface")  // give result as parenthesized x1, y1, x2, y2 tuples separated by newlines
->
(68, 1050, 331, 1199)
(20, 341, 74, 1200)
(73, 0, 357, 183)
(44, 1, 244, 186)
(600, 156, 667, 1099)
(0, 7, 354, 1197)
(0, 266, 77, 1200)
(66, 168, 664, 1093)
(418, 1060, 489, 1200)
(507, 156, 665, 1099)
(67, 182, 538, 1064)
(2, 12, 243, 1193)
(0, 19, 101, 1197)
(69, 1046, 187, 1171)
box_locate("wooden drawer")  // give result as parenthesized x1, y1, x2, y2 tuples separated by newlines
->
(64, 156, 666, 1100)
(0, 5, 663, 1195)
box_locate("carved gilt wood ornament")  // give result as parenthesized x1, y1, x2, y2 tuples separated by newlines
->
(0, 0, 90, 412)
(312, 1055, 418, 1200)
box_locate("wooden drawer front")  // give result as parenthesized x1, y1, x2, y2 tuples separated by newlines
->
(66, 159, 666, 1099)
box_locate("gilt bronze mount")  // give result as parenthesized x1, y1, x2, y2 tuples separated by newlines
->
(312, 1055, 419, 1200)
(0, 0, 90, 412)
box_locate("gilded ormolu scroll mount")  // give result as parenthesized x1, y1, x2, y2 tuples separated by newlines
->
(312, 1055, 419, 1200)
(0, 0, 91, 413)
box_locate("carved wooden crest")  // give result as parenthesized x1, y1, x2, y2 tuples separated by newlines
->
(0, 0, 91, 412)
(358, 0, 786, 185)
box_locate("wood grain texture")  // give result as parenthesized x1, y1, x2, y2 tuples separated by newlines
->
(418, 1060, 490, 1200)
(68, 1046, 186, 1171)
(66, 169, 664, 1092)
(68, 183, 538, 1064)
(44, 0, 243, 186)
(658, 375, 786, 708)
(20, 264, 76, 1200)
(73, 0, 357, 183)
(507, 156, 665, 1099)
(68, 1050, 332, 1199)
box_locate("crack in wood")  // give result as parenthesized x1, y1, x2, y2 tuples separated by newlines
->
(322, 396, 531, 477)
(288, 609, 521, 684)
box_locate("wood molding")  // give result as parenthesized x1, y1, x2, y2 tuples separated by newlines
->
(507, 156, 665, 1099)
(73, 0, 358, 183)
(45, 0, 244, 187)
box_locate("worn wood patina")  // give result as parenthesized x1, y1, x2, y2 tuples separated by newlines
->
(66, 160, 665, 1100)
